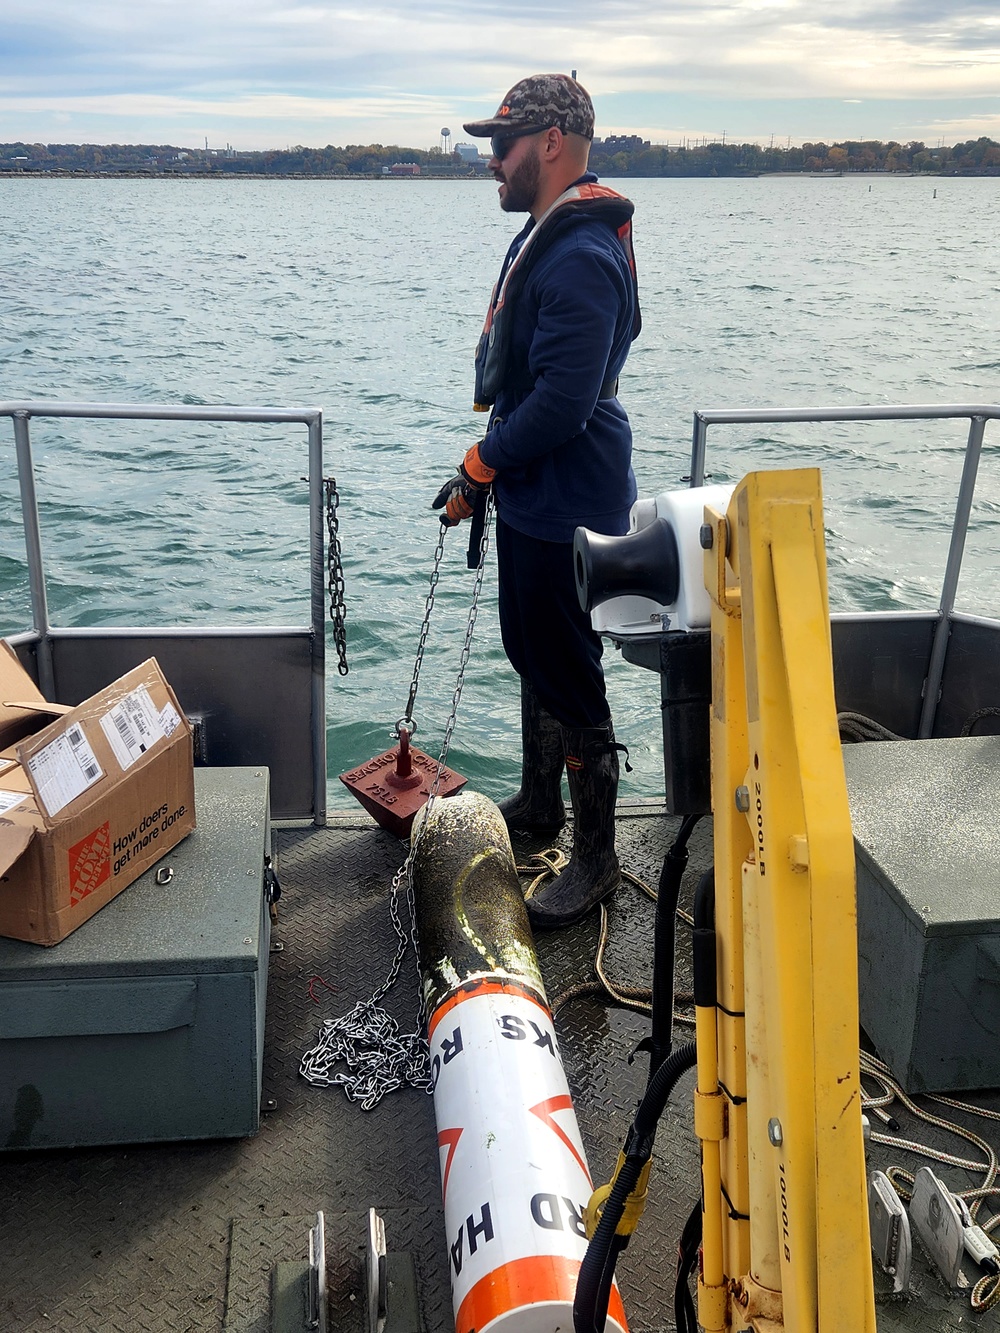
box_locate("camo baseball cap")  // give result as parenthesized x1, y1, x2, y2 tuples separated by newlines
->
(463, 73, 595, 141)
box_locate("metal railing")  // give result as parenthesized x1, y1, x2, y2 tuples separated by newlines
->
(689, 404, 1000, 739)
(2, 400, 327, 822)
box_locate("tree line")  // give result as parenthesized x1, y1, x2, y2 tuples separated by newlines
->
(2, 136, 999, 177)
(596, 137, 1000, 176)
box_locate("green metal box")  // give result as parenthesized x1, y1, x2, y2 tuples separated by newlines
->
(845, 737, 1000, 1094)
(0, 767, 271, 1149)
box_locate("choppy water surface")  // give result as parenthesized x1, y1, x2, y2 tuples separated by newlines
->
(2, 175, 999, 805)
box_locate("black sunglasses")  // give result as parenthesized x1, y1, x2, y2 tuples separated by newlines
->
(490, 125, 547, 161)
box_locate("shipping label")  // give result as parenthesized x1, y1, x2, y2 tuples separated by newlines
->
(158, 702, 182, 737)
(26, 723, 104, 817)
(0, 788, 28, 814)
(100, 685, 164, 770)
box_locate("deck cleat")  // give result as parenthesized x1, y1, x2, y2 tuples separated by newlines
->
(909, 1167, 966, 1289)
(339, 724, 466, 839)
(869, 1170, 912, 1295)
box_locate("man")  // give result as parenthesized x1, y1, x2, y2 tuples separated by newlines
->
(432, 73, 641, 929)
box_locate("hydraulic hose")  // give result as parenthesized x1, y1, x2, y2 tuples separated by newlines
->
(573, 1039, 699, 1333)
(649, 813, 701, 1076)
(674, 1199, 703, 1333)
(691, 866, 725, 1311)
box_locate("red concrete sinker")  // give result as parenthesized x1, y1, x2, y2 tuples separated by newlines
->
(339, 727, 467, 839)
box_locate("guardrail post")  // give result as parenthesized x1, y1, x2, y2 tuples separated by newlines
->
(917, 415, 987, 738)
(11, 411, 55, 699)
(307, 414, 327, 826)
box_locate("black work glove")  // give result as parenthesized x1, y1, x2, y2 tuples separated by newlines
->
(431, 442, 495, 526)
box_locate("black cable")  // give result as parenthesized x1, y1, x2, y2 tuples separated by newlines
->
(649, 813, 701, 1077)
(674, 1199, 702, 1333)
(837, 710, 903, 743)
(587, 1232, 627, 1333)
(574, 859, 712, 1332)
(962, 706, 1000, 737)
(692, 866, 715, 931)
(573, 1040, 699, 1333)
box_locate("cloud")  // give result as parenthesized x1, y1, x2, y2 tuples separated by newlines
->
(0, 90, 445, 125)
(1, 0, 998, 148)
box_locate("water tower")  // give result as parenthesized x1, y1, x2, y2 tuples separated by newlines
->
(441, 127, 451, 155)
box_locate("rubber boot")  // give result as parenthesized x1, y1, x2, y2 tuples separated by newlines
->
(525, 718, 621, 930)
(497, 681, 567, 834)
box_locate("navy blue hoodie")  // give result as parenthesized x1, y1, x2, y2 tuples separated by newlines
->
(477, 174, 639, 542)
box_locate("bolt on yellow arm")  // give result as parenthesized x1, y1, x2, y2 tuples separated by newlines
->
(697, 468, 876, 1333)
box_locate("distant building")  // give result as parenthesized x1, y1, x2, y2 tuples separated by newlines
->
(600, 135, 651, 152)
(390, 163, 420, 176)
(454, 142, 482, 164)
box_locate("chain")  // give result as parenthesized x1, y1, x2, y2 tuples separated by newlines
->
(324, 476, 349, 677)
(300, 497, 496, 1109)
(399, 519, 448, 736)
(435, 496, 494, 773)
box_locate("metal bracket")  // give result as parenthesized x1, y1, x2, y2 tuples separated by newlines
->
(909, 1167, 966, 1289)
(868, 1170, 912, 1295)
(365, 1208, 420, 1333)
(366, 1208, 387, 1333)
(270, 1210, 327, 1333)
(307, 1212, 328, 1332)
(187, 712, 208, 764)
(265, 855, 282, 904)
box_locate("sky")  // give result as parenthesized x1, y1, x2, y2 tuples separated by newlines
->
(2, 0, 999, 152)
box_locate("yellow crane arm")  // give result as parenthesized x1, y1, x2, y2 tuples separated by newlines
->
(697, 469, 876, 1332)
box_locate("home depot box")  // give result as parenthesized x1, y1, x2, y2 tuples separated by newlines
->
(0, 649, 195, 945)
(0, 768, 270, 1148)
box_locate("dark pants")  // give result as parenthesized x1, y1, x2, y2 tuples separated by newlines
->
(496, 516, 609, 729)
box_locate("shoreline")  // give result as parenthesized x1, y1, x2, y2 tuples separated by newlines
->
(0, 165, 997, 181)
(0, 169, 493, 181)
(2, 169, 994, 180)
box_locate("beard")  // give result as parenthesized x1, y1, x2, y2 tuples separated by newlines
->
(499, 147, 540, 213)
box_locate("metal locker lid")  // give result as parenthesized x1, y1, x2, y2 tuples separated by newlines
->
(845, 737, 1000, 938)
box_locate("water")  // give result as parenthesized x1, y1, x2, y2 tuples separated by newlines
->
(2, 175, 999, 807)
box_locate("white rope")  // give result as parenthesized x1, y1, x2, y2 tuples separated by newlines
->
(861, 1049, 1000, 1307)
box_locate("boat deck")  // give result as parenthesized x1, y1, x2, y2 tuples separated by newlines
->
(2, 802, 997, 1331)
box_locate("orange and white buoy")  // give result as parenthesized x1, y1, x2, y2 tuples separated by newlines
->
(411, 791, 628, 1333)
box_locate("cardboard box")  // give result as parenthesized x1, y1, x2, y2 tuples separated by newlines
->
(0, 648, 196, 945)
(0, 768, 269, 1147)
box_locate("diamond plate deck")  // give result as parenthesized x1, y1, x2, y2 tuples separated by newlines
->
(2, 802, 998, 1331)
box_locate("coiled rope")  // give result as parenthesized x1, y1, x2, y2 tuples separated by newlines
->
(518, 851, 695, 1024)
